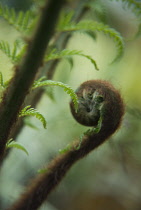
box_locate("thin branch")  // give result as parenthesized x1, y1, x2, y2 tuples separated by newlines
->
(0, 0, 65, 161)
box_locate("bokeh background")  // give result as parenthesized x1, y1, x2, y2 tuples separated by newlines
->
(0, 0, 141, 209)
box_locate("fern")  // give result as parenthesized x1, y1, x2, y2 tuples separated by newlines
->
(57, 19, 124, 62)
(32, 78, 78, 112)
(19, 105, 47, 129)
(86, 0, 108, 23)
(0, 4, 34, 33)
(6, 138, 28, 155)
(110, 0, 141, 36)
(45, 49, 99, 70)
(0, 40, 27, 63)
(0, 72, 11, 90)
(110, 0, 141, 15)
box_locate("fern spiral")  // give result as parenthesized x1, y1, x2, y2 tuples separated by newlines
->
(8, 80, 125, 210)
(70, 80, 125, 136)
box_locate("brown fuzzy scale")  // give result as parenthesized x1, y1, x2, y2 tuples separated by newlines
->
(8, 80, 124, 210)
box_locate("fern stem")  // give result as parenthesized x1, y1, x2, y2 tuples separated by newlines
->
(8, 80, 125, 210)
(0, 0, 65, 162)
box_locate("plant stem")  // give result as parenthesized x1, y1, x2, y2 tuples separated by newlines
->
(7, 131, 116, 210)
(0, 0, 65, 162)
(8, 80, 125, 210)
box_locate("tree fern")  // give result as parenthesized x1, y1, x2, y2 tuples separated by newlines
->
(0, 3, 34, 33)
(19, 105, 47, 129)
(45, 49, 99, 70)
(0, 40, 27, 63)
(6, 138, 28, 155)
(32, 78, 78, 112)
(57, 18, 124, 62)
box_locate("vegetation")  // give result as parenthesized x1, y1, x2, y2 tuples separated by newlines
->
(0, 0, 141, 209)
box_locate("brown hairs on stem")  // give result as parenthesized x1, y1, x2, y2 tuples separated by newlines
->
(8, 80, 124, 210)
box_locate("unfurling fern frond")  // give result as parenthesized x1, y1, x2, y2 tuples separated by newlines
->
(19, 105, 47, 129)
(0, 4, 34, 33)
(45, 49, 99, 70)
(57, 19, 124, 63)
(6, 138, 28, 155)
(32, 79, 78, 112)
(0, 40, 27, 63)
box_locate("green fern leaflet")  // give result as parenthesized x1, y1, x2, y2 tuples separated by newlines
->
(45, 49, 99, 70)
(19, 105, 47, 129)
(32, 78, 78, 112)
(57, 18, 124, 63)
(6, 139, 28, 155)
(0, 40, 27, 63)
(0, 4, 34, 33)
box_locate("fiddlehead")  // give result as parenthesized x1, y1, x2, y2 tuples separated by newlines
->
(70, 80, 124, 136)
(8, 80, 125, 210)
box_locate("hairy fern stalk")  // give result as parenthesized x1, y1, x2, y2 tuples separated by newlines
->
(0, 0, 140, 209)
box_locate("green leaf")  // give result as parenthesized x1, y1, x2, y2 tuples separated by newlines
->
(19, 105, 47, 129)
(86, 1, 107, 24)
(110, 0, 141, 15)
(32, 79, 78, 112)
(0, 4, 34, 33)
(110, 0, 141, 37)
(45, 49, 99, 70)
(0, 40, 27, 63)
(57, 20, 124, 63)
(6, 139, 28, 155)
(37, 168, 48, 174)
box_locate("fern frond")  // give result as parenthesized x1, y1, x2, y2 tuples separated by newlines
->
(58, 11, 74, 29)
(0, 41, 10, 58)
(110, 0, 141, 15)
(0, 40, 27, 63)
(86, 1, 108, 23)
(0, 4, 34, 33)
(0, 72, 11, 90)
(32, 79, 78, 112)
(45, 49, 99, 70)
(19, 105, 47, 129)
(57, 20, 124, 63)
(6, 138, 28, 155)
(110, 0, 141, 37)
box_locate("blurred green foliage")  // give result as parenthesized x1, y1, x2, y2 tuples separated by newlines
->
(0, 0, 141, 210)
